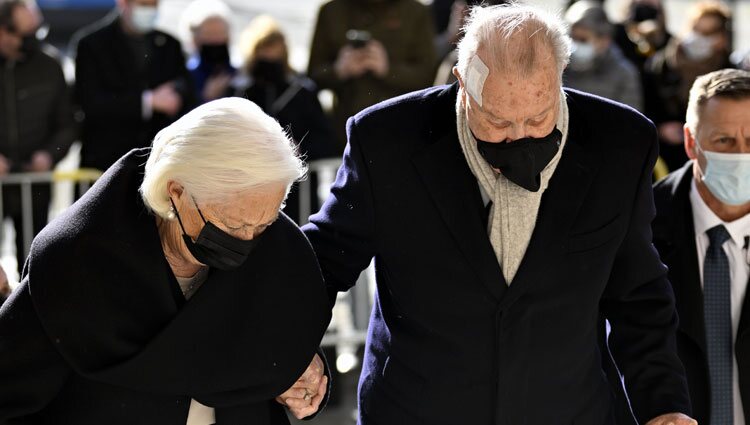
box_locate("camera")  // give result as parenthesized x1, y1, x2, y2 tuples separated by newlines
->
(346, 30, 372, 49)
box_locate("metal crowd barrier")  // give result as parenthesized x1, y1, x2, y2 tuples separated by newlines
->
(0, 168, 102, 260)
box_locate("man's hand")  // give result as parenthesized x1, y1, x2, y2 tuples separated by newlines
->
(334, 45, 368, 80)
(276, 353, 327, 419)
(363, 40, 389, 79)
(152, 82, 182, 117)
(645, 412, 698, 425)
(27, 151, 53, 172)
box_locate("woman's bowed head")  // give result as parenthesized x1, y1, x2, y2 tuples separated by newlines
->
(140, 97, 327, 419)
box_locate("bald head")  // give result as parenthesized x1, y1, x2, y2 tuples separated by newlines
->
(455, 4, 571, 84)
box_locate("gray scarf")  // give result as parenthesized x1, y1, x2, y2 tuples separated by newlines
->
(455, 89, 569, 284)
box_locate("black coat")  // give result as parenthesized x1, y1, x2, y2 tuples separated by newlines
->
(651, 162, 750, 424)
(302, 84, 691, 425)
(71, 12, 196, 171)
(0, 149, 331, 424)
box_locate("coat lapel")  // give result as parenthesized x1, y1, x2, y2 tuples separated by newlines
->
(411, 85, 507, 301)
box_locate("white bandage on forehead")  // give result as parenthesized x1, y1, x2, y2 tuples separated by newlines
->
(465, 55, 490, 107)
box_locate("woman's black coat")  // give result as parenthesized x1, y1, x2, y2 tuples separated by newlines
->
(0, 149, 331, 424)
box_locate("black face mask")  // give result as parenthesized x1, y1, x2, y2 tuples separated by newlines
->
(171, 198, 259, 270)
(475, 128, 562, 192)
(631, 4, 659, 22)
(199, 43, 230, 70)
(251, 59, 286, 85)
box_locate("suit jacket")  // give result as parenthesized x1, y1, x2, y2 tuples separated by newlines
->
(651, 162, 750, 424)
(71, 12, 195, 171)
(303, 84, 691, 425)
(0, 149, 331, 424)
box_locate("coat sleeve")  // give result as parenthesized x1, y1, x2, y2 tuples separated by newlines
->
(302, 117, 377, 306)
(600, 126, 692, 424)
(0, 281, 71, 423)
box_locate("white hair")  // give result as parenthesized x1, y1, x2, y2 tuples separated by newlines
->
(140, 97, 306, 219)
(456, 3, 572, 81)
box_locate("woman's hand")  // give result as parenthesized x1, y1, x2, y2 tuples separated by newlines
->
(276, 353, 327, 419)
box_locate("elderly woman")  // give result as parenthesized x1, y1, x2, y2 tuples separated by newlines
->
(0, 98, 331, 424)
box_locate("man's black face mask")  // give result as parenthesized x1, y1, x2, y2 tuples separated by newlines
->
(475, 127, 562, 192)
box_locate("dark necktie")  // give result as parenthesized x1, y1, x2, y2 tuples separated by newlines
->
(704, 224, 734, 425)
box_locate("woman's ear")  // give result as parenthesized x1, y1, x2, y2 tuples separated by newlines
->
(167, 181, 185, 202)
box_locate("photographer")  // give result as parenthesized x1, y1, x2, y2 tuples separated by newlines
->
(308, 0, 436, 150)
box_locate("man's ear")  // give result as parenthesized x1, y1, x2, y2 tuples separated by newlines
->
(684, 124, 698, 160)
(453, 66, 464, 88)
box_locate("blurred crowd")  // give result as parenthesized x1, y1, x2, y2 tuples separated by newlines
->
(0, 0, 748, 289)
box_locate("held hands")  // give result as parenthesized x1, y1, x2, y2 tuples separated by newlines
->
(26, 151, 53, 172)
(202, 72, 232, 102)
(0, 154, 10, 176)
(645, 412, 698, 425)
(276, 353, 327, 419)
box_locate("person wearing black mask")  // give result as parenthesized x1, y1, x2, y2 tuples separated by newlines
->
(0, 0, 75, 275)
(302, 4, 695, 425)
(235, 15, 336, 223)
(182, 0, 234, 103)
(0, 97, 332, 424)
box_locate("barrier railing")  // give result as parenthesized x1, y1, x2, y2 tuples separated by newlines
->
(0, 168, 102, 260)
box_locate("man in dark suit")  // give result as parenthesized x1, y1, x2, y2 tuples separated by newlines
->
(651, 68, 750, 425)
(303, 4, 696, 425)
(71, 0, 195, 172)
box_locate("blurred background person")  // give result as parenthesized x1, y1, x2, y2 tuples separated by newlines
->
(563, 0, 643, 111)
(643, 0, 733, 172)
(0, 0, 75, 274)
(236, 14, 336, 223)
(181, 0, 234, 103)
(613, 0, 672, 74)
(307, 0, 436, 151)
(433, 0, 506, 86)
(649, 68, 749, 425)
(70, 0, 195, 173)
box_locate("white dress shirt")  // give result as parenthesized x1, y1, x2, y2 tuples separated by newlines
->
(690, 180, 750, 425)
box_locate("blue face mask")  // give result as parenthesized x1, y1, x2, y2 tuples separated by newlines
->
(696, 141, 750, 205)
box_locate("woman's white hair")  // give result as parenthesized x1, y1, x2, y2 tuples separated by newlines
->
(456, 3, 571, 81)
(140, 97, 306, 219)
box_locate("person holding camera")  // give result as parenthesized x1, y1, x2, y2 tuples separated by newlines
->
(308, 0, 436, 151)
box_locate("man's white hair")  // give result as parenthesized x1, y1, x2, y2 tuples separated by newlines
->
(456, 3, 571, 81)
(140, 97, 306, 219)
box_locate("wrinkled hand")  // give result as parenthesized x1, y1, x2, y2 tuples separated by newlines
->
(276, 354, 327, 419)
(202, 72, 232, 102)
(27, 151, 53, 172)
(0, 264, 9, 297)
(645, 412, 697, 425)
(658, 121, 684, 146)
(363, 40, 389, 78)
(152, 82, 182, 117)
(0, 154, 10, 176)
(334, 45, 368, 80)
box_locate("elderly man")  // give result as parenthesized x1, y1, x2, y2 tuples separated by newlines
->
(648, 69, 750, 425)
(304, 4, 695, 425)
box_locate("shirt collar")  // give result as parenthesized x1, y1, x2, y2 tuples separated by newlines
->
(690, 179, 750, 246)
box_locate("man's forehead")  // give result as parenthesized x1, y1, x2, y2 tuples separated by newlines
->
(478, 74, 559, 119)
